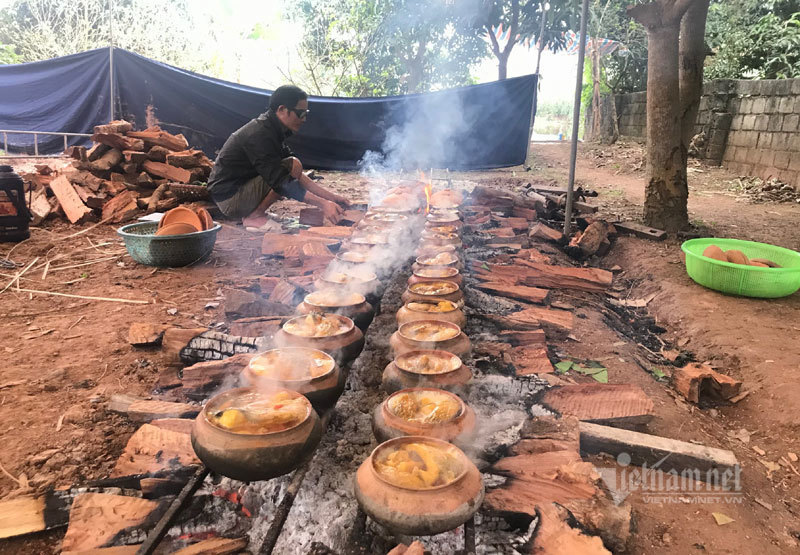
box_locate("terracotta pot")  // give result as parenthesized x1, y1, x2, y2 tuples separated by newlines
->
(354, 437, 484, 536)
(191, 387, 322, 482)
(159, 206, 203, 231)
(396, 301, 465, 328)
(196, 207, 214, 231)
(372, 388, 476, 448)
(155, 222, 201, 236)
(407, 267, 463, 288)
(424, 222, 461, 235)
(364, 212, 410, 224)
(381, 350, 472, 395)
(414, 252, 460, 270)
(241, 348, 345, 410)
(415, 243, 456, 257)
(389, 320, 471, 358)
(401, 281, 463, 306)
(297, 291, 374, 332)
(315, 269, 380, 297)
(426, 211, 461, 226)
(335, 250, 370, 265)
(420, 230, 461, 247)
(275, 314, 365, 364)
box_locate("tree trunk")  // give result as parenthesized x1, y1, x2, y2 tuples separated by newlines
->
(498, 52, 509, 80)
(642, 23, 689, 231)
(679, 0, 711, 149)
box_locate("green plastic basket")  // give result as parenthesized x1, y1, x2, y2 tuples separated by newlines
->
(681, 238, 800, 298)
(118, 221, 221, 267)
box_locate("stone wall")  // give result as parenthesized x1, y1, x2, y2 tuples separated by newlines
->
(614, 78, 800, 188)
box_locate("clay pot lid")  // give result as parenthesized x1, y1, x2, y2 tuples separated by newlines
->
(196, 207, 214, 230)
(336, 251, 369, 264)
(385, 387, 465, 424)
(304, 290, 366, 309)
(403, 300, 458, 315)
(407, 281, 460, 296)
(417, 243, 456, 254)
(282, 313, 355, 338)
(394, 350, 462, 375)
(202, 387, 312, 435)
(155, 222, 200, 236)
(249, 347, 336, 382)
(159, 206, 203, 231)
(427, 211, 459, 223)
(369, 436, 469, 491)
(415, 252, 459, 267)
(365, 212, 409, 222)
(351, 233, 389, 245)
(421, 229, 459, 241)
(398, 320, 461, 343)
(412, 267, 459, 279)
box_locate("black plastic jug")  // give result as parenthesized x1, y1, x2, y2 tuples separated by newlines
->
(0, 165, 31, 242)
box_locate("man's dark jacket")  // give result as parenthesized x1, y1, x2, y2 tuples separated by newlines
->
(207, 110, 296, 202)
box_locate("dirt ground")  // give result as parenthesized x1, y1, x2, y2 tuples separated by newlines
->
(1, 144, 799, 554)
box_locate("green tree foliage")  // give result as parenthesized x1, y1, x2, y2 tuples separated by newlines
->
(585, 0, 647, 93)
(289, 0, 486, 96)
(706, 0, 800, 79)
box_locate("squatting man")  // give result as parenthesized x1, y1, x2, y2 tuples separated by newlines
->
(207, 85, 349, 230)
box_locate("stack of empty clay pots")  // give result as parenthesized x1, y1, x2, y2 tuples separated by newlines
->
(155, 205, 214, 236)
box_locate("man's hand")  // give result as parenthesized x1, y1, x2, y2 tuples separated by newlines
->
(321, 200, 344, 225)
(333, 194, 351, 208)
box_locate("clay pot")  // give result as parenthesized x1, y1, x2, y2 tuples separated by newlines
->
(354, 437, 484, 536)
(241, 348, 345, 410)
(275, 314, 365, 364)
(372, 388, 476, 448)
(159, 206, 203, 231)
(390, 320, 471, 358)
(414, 252, 459, 269)
(426, 211, 461, 225)
(191, 387, 322, 482)
(155, 222, 200, 236)
(396, 300, 465, 328)
(415, 243, 456, 258)
(297, 291, 374, 332)
(401, 281, 463, 306)
(364, 212, 410, 224)
(420, 230, 461, 247)
(382, 350, 472, 395)
(407, 267, 463, 289)
(196, 207, 214, 231)
(315, 269, 380, 297)
(424, 223, 461, 235)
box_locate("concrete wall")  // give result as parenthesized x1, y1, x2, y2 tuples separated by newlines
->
(614, 78, 800, 188)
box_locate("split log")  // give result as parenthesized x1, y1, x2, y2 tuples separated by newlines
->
(91, 148, 123, 172)
(299, 256, 334, 275)
(181, 352, 255, 395)
(103, 179, 128, 196)
(287, 275, 315, 291)
(340, 209, 364, 226)
(146, 145, 170, 163)
(66, 145, 87, 160)
(145, 182, 169, 214)
(224, 289, 293, 319)
(529, 222, 564, 243)
(508, 306, 574, 336)
(579, 421, 739, 477)
(477, 313, 542, 331)
(142, 160, 191, 183)
(172, 537, 249, 555)
(540, 384, 654, 427)
(49, 175, 92, 223)
(268, 280, 303, 305)
(259, 276, 280, 295)
(492, 216, 530, 233)
(570, 221, 609, 257)
(299, 207, 324, 226)
(111, 422, 199, 477)
(93, 120, 133, 135)
(128, 323, 168, 346)
(512, 205, 537, 221)
(515, 416, 581, 455)
(387, 541, 426, 555)
(510, 346, 554, 375)
(61, 493, 164, 553)
(518, 261, 613, 292)
(122, 150, 148, 164)
(138, 195, 177, 213)
(471, 184, 547, 216)
(29, 187, 52, 225)
(91, 133, 144, 152)
(137, 171, 155, 188)
(301, 242, 333, 258)
(180, 330, 267, 365)
(68, 172, 105, 193)
(101, 190, 139, 224)
(127, 128, 189, 151)
(162, 328, 208, 363)
(673, 363, 742, 404)
(108, 394, 199, 422)
(87, 143, 111, 162)
(499, 329, 547, 346)
(229, 316, 284, 338)
(475, 282, 550, 305)
(165, 149, 213, 169)
(532, 504, 611, 555)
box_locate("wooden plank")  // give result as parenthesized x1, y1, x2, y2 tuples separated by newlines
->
(122, 150, 149, 164)
(518, 261, 613, 293)
(165, 149, 212, 169)
(529, 222, 563, 242)
(90, 148, 123, 172)
(49, 175, 92, 224)
(268, 279, 302, 305)
(579, 421, 739, 476)
(475, 282, 550, 305)
(612, 221, 666, 241)
(162, 328, 208, 363)
(509, 306, 574, 336)
(108, 394, 199, 422)
(299, 226, 353, 239)
(111, 423, 199, 477)
(510, 346, 554, 375)
(91, 133, 144, 152)
(299, 207, 324, 226)
(229, 316, 284, 338)
(181, 352, 255, 394)
(499, 329, 547, 346)
(261, 233, 337, 256)
(93, 120, 133, 135)
(61, 493, 162, 553)
(127, 127, 189, 151)
(540, 384, 654, 427)
(172, 537, 248, 555)
(101, 190, 139, 224)
(0, 496, 46, 539)
(142, 160, 191, 183)
(127, 323, 168, 346)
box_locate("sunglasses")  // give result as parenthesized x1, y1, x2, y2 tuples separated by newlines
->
(289, 108, 309, 119)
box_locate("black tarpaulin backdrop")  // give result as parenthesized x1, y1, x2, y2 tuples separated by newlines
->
(1, 48, 537, 170)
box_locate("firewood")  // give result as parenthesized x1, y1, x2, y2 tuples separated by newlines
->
(340, 209, 364, 226)
(61, 493, 164, 553)
(66, 145, 87, 160)
(580, 421, 738, 476)
(144, 145, 168, 163)
(103, 179, 128, 196)
(570, 221, 609, 257)
(529, 222, 563, 242)
(299, 242, 333, 259)
(162, 327, 208, 363)
(510, 345, 554, 375)
(145, 182, 169, 214)
(128, 128, 189, 151)
(71, 182, 91, 204)
(93, 120, 133, 135)
(120, 162, 139, 175)
(509, 306, 574, 336)
(268, 279, 303, 305)
(128, 323, 168, 346)
(475, 282, 550, 305)
(108, 394, 199, 422)
(34, 164, 53, 175)
(87, 143, 111, 162)
(181, 352, 255, 394)
(90, 148, 123, 172)
(49, 175, 92, 223)
(299, 226, 353, 239)
(540, 384, 654, 427)
(91, 132, 144, 152)
(188, 166, 209, 182)
(142, 160, 191, 183)
(180, 331, 268, 366)
(672, 363, 742, 404)
(229, 316, 284, 338)
(68, 171, 105, 193)
(287, 275, 316, 290)
(224, 289, 293, 319)
(138, 196, 177, 213)
(165, 149, 212, 169)
(85, 194, 107, 210)
(531, 504, 611, 554)
(492, 216, 529, 232)
(111, 422, 199, 477)
(259, 276, 280, 295)
(299, 207, 324, 226)
(512, 205, 537, 221)
(123, 150, 149, 164)
(171, 537, 249, 555)
(29, 187, 52, 225)
(477, 313, 542, 331)
(261, 233, 338, 256)
(499, 329, 546, 345)
(101, 190, 139, 224)
(517, 260, 613, 292)
(471, 184, 547, 215)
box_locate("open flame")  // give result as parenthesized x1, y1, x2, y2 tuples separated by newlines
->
(419, 170, 433, 214)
